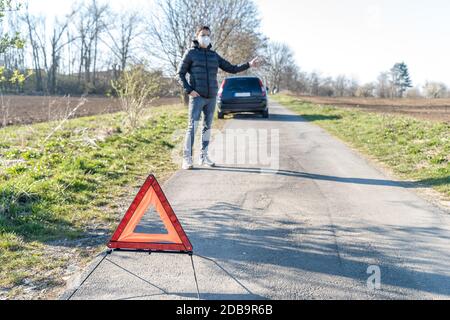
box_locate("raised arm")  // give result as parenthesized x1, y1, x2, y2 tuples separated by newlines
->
(177, 50, 194, 94)
(217, 53, 250, 74)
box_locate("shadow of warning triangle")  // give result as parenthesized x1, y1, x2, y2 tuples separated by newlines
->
(108, 175, 193, 253)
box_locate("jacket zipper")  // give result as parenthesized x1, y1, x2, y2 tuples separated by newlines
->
(204, 50, 210, 98)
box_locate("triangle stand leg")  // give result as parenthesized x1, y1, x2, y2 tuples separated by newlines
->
(190, 253, 201, 300)
(67, 250, 111, 300)
(108, 249, 201, 300)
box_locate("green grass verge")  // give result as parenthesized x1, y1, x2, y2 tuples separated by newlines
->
(273, 94, 449, 199)
(0, 104, 188, 294)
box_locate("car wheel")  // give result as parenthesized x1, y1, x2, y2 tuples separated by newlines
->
(218, 111, 225, 119)
(262, 109, 269, 119)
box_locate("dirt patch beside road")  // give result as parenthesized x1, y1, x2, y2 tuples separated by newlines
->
(287, 94, 450, 122)
(0, 95, 180, 127)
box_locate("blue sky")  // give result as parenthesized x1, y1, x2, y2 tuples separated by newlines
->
(27, 0, 450, 86)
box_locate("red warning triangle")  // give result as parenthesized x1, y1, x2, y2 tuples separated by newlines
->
(108, 175, 193, 253)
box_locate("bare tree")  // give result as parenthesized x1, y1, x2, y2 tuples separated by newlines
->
(207, 0, 263, 62)
(262, 42, 295, 93)
(279, 64, 308, 93)
(376, 72, 390, 98)
(145, 0, 262, 76)
(102, 10, 142, 76)
(345, 78, 359, 97)
(47, 12, 76, 93)
(22, 8, 76, 94)
(318, 77, 335, 97)
(405, 86, 422, 99)
(423, 82, 448, 99)
(334, 75, 348, 97)
(144, 0, 200, 75)
(75, 0, 109, 93)
(356, 83, 376, 97)
(22, 6, 43, 91)
(309, 72, 320, 96)
(91, 0, 109, 86)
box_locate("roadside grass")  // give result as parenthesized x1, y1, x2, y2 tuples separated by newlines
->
(273, 94, 450, 199)
(0, 103, 189, 297)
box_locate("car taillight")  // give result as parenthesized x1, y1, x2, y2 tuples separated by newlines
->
(218, 80, 226, 98)
(259, 79, 266, 97)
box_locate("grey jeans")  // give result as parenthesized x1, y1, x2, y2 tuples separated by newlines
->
(183, 95, 217, 159)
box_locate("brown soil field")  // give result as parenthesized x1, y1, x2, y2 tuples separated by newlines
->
(0, 95, 180, 127)
(287, 94, 450, 122)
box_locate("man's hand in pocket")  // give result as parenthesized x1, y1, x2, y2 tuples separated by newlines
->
(190, 91, 200, 98)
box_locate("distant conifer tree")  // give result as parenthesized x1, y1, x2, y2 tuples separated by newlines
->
(390, 62, 413, 97)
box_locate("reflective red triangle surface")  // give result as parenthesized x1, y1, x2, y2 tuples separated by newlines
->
(108, 175, 193, 253)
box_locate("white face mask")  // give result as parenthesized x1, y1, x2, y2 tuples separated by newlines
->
(198, 35, 211, 48)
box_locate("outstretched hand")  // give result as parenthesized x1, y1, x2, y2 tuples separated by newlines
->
(249, 56, 262, 68)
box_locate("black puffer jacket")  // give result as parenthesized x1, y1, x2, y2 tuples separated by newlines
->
(177, 40, 250, 99)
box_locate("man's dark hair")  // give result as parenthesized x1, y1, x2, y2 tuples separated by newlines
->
(196, 26, 211, 36)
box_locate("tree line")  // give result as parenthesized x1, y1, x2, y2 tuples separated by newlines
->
(259, 45, 449, 99)
(0, 0, 264, 98)
(0, 0, 448, 99)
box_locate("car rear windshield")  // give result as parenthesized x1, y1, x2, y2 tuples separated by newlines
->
(224, 78, 261, 92)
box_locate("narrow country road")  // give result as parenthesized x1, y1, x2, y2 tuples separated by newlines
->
(64, 100, 450, 300)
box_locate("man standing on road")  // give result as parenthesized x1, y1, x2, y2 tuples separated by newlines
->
(178, 26, 260, 170)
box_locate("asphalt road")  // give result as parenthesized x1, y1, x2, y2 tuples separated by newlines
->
(64, 100, 450, 300)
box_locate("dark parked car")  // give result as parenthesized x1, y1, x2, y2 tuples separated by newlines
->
(217, 76, 269, 119)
